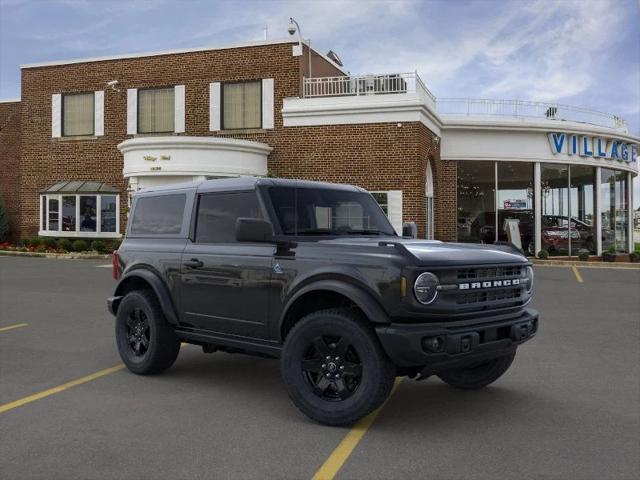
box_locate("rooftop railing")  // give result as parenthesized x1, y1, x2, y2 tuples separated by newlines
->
(303, 72, 436, 102)
(436, 98, 627, 131)
(301, 74, 627, 132)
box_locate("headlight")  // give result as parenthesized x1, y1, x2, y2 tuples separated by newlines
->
(414, 272, 439, 304)
(525, 266, 534, 293)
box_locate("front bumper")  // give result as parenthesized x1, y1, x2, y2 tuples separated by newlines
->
(376, 308, 538, 376)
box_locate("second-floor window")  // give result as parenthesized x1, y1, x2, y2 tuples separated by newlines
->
(222, 81, 261, 130)
(63, 92, 94, 136)
(138, 87, 175, 133)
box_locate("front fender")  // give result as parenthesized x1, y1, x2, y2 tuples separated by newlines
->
(112, 268, 179, 325)
(279, 278, 391, 336)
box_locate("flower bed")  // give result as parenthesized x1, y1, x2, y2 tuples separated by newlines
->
(0, 237, 121, 255)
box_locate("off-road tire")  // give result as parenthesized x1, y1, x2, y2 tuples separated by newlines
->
(437, 351, 516, 390)
(115, 290, 180, 375)
(281, 308, 396, 426)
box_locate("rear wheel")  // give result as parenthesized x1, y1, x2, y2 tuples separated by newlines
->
(437, 351, 516, 390)
(281, 308, 396, 426)
(115, 290, 180, 375)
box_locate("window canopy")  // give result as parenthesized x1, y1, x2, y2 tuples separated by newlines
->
(41, 181, 119, 194)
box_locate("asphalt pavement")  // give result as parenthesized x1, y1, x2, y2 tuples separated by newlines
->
(0, 256, 638, 480)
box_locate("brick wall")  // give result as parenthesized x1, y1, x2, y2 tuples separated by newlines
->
(0, 101, 21, 242)
(12, 40, 446, 241)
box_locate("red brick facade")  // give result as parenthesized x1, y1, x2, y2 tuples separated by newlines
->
(4, 40, 455, 241)
(0, 101, 21, 242)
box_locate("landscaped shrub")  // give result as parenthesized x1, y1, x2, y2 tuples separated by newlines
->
(40, 237, 57, 249)
(21, 237, 33, 247)
(0, 195, 9, 242)
(537, 249, 549, 260)
(577, 249, 589, 262)
(71, 239, 89, 252)
(91, 240, 106, 253)
(108, 239, 122, 251)
(58, 238, 73, 252)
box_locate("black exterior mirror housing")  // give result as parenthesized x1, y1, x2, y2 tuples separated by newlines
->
(236, 217, 274, 243)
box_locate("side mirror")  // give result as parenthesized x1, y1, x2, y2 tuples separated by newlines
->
(402, 221, 417, 239)
(236, 217, 274, 243)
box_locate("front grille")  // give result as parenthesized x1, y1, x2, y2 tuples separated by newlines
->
(456, 287, 521, 305)
(457, 266, 522, 280)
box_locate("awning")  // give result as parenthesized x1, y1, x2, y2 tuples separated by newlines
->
(41, 181, 119, 194)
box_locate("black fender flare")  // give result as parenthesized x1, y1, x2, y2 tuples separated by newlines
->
(113, 268, 179, 325)
(279, 279, 390, 338)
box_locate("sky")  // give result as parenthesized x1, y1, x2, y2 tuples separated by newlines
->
(0, 0, 639, 204)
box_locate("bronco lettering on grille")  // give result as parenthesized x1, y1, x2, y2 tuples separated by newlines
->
(459, 279, 520, 290)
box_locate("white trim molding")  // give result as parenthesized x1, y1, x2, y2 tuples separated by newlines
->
(127, 88, 137, 135)
(118, 136, 271, 180)
(94, 90, 104, 136)
(209, 82, 221, 131)
(262, 78, 275, 129)
(174, 85, 186, 133)
(51, 94, 62, 138)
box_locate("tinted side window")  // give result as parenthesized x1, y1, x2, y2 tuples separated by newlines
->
(195, 192, 262, 243)
(130, 194, 186, 235)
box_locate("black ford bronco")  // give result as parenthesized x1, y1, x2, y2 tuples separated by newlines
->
(108, 177, 538, 426)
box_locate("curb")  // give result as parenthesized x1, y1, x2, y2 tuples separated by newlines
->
(531, 259, 640, 269)
(0, 250, 110, 260)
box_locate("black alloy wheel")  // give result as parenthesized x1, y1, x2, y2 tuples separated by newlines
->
(301, 335, 363, 401)
(126, 308, 150, 357)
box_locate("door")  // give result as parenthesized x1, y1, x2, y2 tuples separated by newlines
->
(180, 191, 274, 339)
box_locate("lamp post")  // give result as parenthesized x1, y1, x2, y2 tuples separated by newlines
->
(288, 17, 312, 95)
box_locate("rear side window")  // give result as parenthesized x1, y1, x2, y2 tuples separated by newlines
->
(195, 192, 262, 243)
(130, 194, 186, 235)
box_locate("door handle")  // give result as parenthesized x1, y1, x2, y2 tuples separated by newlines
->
(184, 258, 204, 268)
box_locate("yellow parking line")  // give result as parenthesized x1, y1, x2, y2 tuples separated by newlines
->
(312, 378, 403, 480)
(571, 266, 584, 283)
(0, 323, 28, 333)
(0, 364, 125, 414)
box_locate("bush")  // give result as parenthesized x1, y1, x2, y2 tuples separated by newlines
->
(91, 240, 106, 253)
(606, 244, 617, 254)
(58, 238, 73, 252)
(71, 239, 89, 252)
(108, 238, 122, 251)
(21, 237, 37, 247)
(40, 237, 57, 249)
(0, 195, 9, 242)
(537, 249, 549, 260)
(577, 249, 589, 262)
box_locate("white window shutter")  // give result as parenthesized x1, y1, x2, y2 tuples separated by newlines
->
(174, 85, 185, 133)
(51, 94, 62, 138)
(262, 78, 274, 129)
(209, 82, 221, 131)
(127, 88, 137, 135)
(94, 91, 104, 136)
(386, 190, 403, 234)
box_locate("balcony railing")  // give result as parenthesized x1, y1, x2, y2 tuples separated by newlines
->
(303, 72, 436, 102)
(436, 98, 627, 131)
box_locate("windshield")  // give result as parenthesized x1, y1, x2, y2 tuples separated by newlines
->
(267, 186, 396, 236)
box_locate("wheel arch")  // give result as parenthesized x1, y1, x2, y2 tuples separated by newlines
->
(279, 279, 390, 341)
(113, 269, 179, 325)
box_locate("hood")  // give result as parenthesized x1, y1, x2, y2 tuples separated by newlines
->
(317, 236, 528, 266)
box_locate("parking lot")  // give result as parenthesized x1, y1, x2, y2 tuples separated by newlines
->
(0, 256, 638, 480)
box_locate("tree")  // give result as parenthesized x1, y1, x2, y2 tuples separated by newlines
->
(0, 194, 9, 242)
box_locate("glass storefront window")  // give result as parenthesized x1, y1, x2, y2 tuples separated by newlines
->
(100, 195, 117, 233)
(79, 196, 97, 232)
(601, 169, 629, 253)
(569, 166, 596, 254)
(457, 161, 496, 243)
(541, 164, 570, 256)
(48, 197, 59, 231)
(497, 163, 534, 254)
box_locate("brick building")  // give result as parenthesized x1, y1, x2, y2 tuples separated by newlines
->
(0, 37, 638, 255)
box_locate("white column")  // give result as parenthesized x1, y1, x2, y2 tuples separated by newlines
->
(534, 162, 541, 255)
(595, 167, 602, 256)
(628, 171, 633, 253)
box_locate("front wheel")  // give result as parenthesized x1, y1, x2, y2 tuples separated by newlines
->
(281, 308, 396, 426)
(115, 290, 180, 375)
(437, 351, 516, 390)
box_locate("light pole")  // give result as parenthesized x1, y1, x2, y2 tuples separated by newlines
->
(288, 17, 312, 94)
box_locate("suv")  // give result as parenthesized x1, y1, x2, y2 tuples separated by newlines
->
(108, 177, 538, 426)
